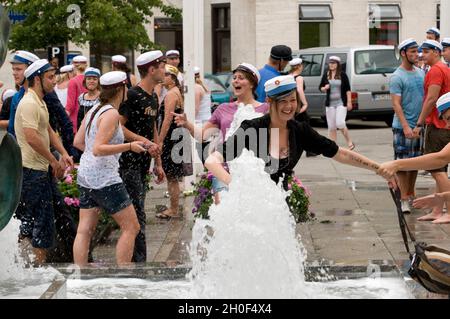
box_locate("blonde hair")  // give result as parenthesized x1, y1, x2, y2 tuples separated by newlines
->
(195, 76, 209, 93)
(57, 72, 70, 85)
(75, 64, 87, 73)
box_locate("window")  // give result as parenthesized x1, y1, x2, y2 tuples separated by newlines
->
(212, 4, 231, 73)
(300, 54, 324, 77)
(324, 53, 348, 73)
(354, 49, 401, 75)
(299, 5, 332, 49)
(368, 4, 402, 45)
(154, 18, 183, 64)
(437, 4, 440, 29)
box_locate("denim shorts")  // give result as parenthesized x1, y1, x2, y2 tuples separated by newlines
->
(79, 183, 133, 215)
(15, 168, 55, 249)
(211, 176, 228, 194)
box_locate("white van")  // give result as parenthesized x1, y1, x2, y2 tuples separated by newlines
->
(292, 45, 401, 126)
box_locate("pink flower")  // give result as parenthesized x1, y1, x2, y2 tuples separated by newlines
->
(64, 197, 74, 206)
(72, 198, 80, 207)
(64, 174, 73, 184)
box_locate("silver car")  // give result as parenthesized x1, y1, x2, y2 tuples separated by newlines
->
(292, 45, 401, 126)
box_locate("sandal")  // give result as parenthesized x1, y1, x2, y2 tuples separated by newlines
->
(348, 143, 356, 151)
(156, 209, 182, 220)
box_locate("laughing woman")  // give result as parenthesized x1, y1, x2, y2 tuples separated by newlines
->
(205, 75, 391, 191)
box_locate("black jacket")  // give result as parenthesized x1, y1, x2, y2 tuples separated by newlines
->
(319, 71, 351, 107)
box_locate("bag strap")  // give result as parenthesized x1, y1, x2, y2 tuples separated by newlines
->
(389, 188, 417, 258)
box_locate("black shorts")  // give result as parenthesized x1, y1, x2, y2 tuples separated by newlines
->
(79, 183, 132, 215)
(424, 125, 450, 173)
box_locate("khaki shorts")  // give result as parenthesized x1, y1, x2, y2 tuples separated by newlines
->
(423, 124, 450, 173)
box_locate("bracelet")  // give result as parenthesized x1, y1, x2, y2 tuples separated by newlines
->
(129, 142, 132, 151)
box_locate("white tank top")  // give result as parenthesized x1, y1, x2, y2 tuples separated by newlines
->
(196, 88, 212, 123)
(55, 86, 68, 109)
(77, 104, 124, 190)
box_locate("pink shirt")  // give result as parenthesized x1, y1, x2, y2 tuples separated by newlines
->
(66, 74, 88, 133)
(208, 102, 269, 141)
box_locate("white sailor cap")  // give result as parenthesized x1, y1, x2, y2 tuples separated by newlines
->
(136, 50, 165, 68)
(442, 38, 450, 48)
(264, 75, 297, 100)
(59, 65, 74, 73)
(289, 58, 303, 66)
(10, 50, 39, 65)
(399, 38, 419, 52)
(166, 50, 180, 57)
(100, 71, 127, 88)
(84, 67, 101, 78)
(24, 59, 54, 80)
(194, 66, 201, 75)
(328, 56, 341, 63)
(2, 89, 16, 102)
(426, 27, 441, 37)
(233, 63, 261, 84)
(437, 92, 450, 119)
(112, 55, 127, 63)
(420, 40, 443, 52)
(72, 55, 87, 63)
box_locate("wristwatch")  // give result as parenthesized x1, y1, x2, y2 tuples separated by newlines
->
(415, 123, 424, 128)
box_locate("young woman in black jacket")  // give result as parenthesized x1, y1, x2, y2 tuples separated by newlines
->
(319, 56, 355, 150)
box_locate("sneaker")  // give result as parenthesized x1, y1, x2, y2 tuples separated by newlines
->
(401, 200, 411, 214)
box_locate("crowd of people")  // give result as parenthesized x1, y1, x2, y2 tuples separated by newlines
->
(0, 25, 449, 267)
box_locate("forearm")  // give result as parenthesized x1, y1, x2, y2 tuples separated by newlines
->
(26, 134, 57, 164)
(123, 126, 145, 142)
(49, 127, 69, 156)
(418, 97, 439, 124)
(0, 120, 8, 129)
(205, 151, 230, 184)
(333, 147, 380, 173)
(392, 103, 409, 128)
(94, 142, 131, 157)
(158, 120, 171, 144)
(154, 155, 162, 167)
(346, 92, 352, 105)
(395, 152, 449, 172)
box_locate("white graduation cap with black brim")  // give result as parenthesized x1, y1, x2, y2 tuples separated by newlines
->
(100, 71, 127, 88)
(24, 59, 54, 80)
(420, 40, 443, 52)
(10, 50, 39, 66)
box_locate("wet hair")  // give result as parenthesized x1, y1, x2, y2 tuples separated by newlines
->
(85, 85, 124, 135)
(138, 61, 164, 79)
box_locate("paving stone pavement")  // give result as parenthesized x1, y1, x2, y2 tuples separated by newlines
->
(93, 121, 450, 273)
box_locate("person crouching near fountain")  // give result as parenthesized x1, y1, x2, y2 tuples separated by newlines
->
(14, 59, 74, 265)
(73, 71, 143, 266)
(378, 93, 450, 224)
(173, 63, 268, 204)
(205, 75, 392, 192)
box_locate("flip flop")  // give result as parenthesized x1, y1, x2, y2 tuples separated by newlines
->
(156, 209, 182, 220)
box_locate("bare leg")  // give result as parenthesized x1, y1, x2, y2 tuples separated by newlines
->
(32, 248, 47, 266)
(406, 171, 418, 199)
(73, 208, 101, 266)
(418, 172, 449, 221)
(111, 205, 140, 265)
(340, 127, 354, 149)
(431, 173, 450, 224)
(397, 171, 409, 200)
(166, 178, 181, 216)
(328, 129, 337, 142)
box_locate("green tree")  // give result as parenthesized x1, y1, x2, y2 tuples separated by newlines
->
(1, 0, 181, 52)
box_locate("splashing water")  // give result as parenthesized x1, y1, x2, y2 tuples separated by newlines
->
(0, 218, 26, 281)
(188, 149, 313, 298)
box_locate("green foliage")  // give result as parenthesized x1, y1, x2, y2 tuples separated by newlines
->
(1, 0, 182, 51)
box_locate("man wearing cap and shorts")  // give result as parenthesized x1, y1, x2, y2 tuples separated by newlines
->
(66, 55, 88, 133)
(119, 51, 166, 262)
(14, 59, 74, 265)
(256, 45, 292, 103)
(413, 40, 450, 223)
(442, 38, 450, 68)
(389, 39, 425, 213)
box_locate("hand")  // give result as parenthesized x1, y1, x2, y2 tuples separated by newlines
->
(403, 126, 414, 139)
(323, 84, 330, 91)
(412, 126, 422, 137)
(50, 159, 65, 179)
(172, 112, 188, 127)
(60, 153, 74, 171)
(413, 193, 444, 210)
(142, 140, 160, 157)
(153, 166, 166, 184)
(377, 161, 399, 180)
(299, 105, 308, 113)
(130, 141, 146, 154)
(347, 103, 353, 112)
